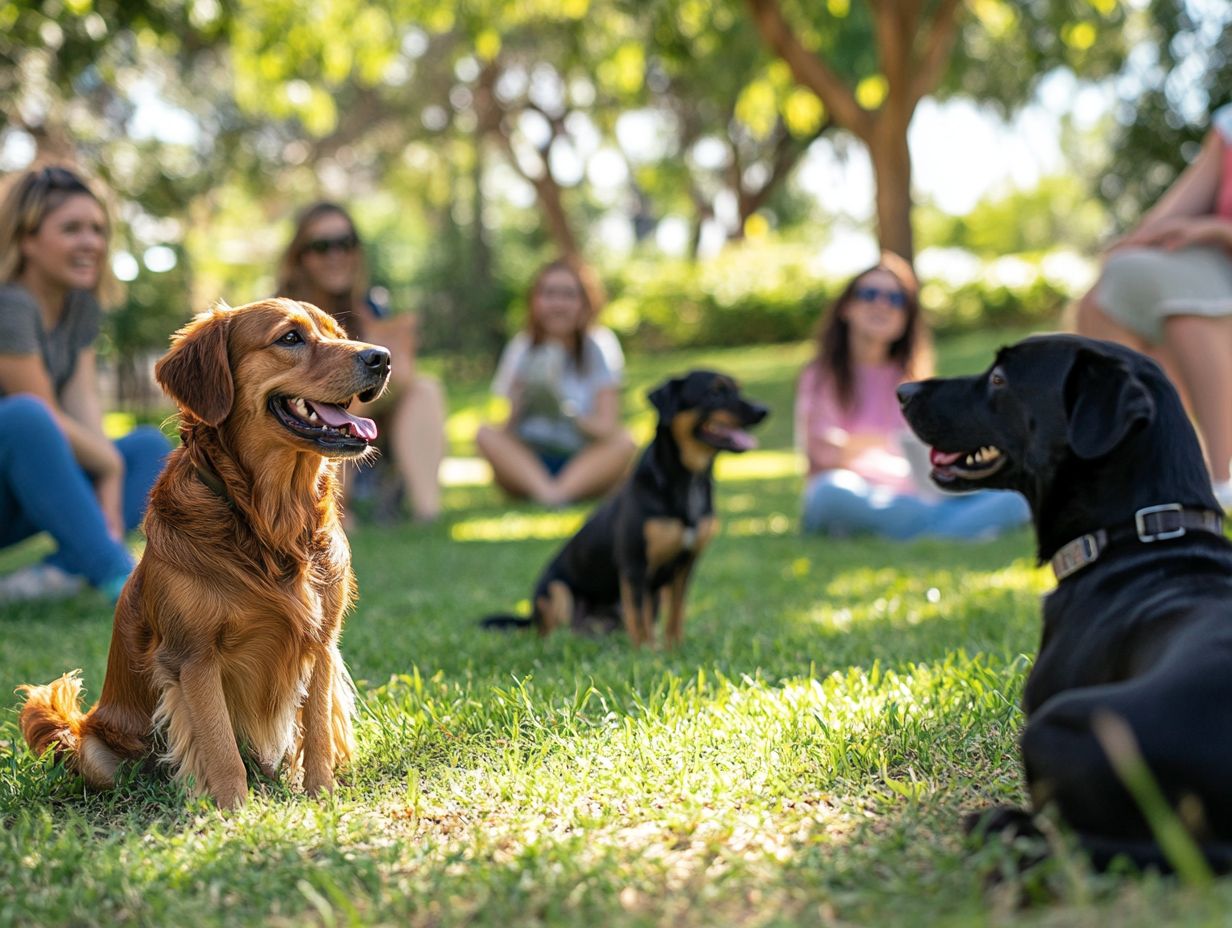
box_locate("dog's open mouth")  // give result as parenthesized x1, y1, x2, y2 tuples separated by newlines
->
(270, 395, 378, 450)
(930, 445, 1006, 482)
(698, 420, 758, 453)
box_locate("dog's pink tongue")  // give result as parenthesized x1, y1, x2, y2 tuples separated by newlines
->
(308, 401, 378, 441)
(729, 429, 758, 451)
(930, 448, 962, 467)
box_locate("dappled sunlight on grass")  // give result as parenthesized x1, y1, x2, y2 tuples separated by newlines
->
(785, 558, 1049, 635)
(450, 509, 586, 542)
(330, 648, 1029, 922)
(722, 513, 795, 537)
(715, 449, 802, 481)
(821, 558, 1050, 603)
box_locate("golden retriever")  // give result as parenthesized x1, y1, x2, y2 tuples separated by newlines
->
(18, 298, 390, 808)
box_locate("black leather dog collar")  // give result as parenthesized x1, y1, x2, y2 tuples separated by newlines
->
(1051, 504, 1223, 581)
(195, 458, 237, 511)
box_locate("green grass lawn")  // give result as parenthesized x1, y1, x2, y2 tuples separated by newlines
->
(4, 328, 1232, 926)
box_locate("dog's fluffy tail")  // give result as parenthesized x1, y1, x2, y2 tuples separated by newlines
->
(18, 670, 88, 764)
(17, 671, 123, 789)
(479, 613, 534, 631)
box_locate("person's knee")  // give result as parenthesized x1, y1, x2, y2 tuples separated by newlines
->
(802, 477, 849, 533)
(120, 426, 171, 466)
(0, 394, 62, 444)
(475, 424, 500, 458)
(412, 373, 445, 406)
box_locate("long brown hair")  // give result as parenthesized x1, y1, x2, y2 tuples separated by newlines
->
(275, 201, 369, 334)
(525, 259, 597, 367)
(807, 252, 932, 410)
(0, 164, 122, 307)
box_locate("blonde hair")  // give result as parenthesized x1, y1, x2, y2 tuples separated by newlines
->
(274, 201, 369, 333)
(0, 164, 122, 307)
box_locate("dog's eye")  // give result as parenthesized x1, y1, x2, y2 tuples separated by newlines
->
(277, 330, 304, 347)
(989, 369, 1007, 388)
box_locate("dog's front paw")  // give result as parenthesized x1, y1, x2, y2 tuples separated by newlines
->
(302, 765, 336, 797)
(964, 805, 1043, 843)
(210, 776, 249, 810)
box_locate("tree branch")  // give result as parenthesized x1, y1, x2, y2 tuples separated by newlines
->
(742, 0, 872, 140)
(910, 0, 963, 108)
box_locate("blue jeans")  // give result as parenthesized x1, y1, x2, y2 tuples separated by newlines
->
(802, 469, 1030, 541)
(0, 395, 170, 587)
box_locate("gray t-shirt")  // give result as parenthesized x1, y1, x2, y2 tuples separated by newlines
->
(0, 284, 101, 399)
(491, 326, 624, 455)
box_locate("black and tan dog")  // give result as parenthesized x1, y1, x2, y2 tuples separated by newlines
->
(898, 334, 1232, 872)
(482, 370, 768, 648)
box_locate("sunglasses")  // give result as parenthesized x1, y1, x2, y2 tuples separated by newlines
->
(536, 284, 583, 300)
(304, 234, 359, 255)
(853, 285, 907, 309)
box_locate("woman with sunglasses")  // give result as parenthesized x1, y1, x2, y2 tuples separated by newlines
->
(277, 201, 446, 524)
(795, 254, 1028, 540)
(476, 259, 636, 507)
(0, 164, 169, 604)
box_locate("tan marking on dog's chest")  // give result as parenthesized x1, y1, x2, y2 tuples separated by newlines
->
(644, 516, 718, 571)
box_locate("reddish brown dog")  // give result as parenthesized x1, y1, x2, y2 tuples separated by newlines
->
(18, 298, 390, 808)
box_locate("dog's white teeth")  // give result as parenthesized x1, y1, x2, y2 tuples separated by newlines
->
(964, 446, 1003, 467)
(290, 397, 319, 422)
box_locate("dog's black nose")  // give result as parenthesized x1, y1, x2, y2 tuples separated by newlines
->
(897, 382, 923, 408)
(359, 347, 391, 375)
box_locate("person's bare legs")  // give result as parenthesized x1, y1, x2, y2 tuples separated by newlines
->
(476, 426, 637, 506)
(1162, 314, 1232, 483)
(1072, 285, 1192, 408)
(548, 430, 637, 505)
(476, 425, 557, 502)
(388, 375, 446, 521)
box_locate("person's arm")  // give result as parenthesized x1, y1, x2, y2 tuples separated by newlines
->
(360, 312, 418, 390)
(61, 349, 125, 538)
(1132, 214, 1232, 253)
(489, 335, 529, 429)
(797, 365, 893, 471)
(572, 385, 621, 440)
(570, 328, 624, 440)
(1113, 128, 1224, 249)
(0, 349, 125, 536)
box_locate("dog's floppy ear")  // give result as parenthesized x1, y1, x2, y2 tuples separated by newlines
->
(648, 377, 685, 420)
(1064, 346, 1155, 460)
(154, 309, 234, 426)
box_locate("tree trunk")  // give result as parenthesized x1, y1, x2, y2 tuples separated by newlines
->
(742, 0, 962, 263)
(532, 172, 581, 265)
(867, 113, 914, 261)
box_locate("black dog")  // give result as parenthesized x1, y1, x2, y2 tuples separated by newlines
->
(482, 370, 768, 648)
(898, 334, 1232, 872)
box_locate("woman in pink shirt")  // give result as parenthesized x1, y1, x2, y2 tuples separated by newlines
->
(1076, 102, 1232, 505)
(796, 255, 1029, 539)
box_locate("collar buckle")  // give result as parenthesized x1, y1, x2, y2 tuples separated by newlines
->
(1052, 532, 1102, 581)
(1135, 503, 1185, 542)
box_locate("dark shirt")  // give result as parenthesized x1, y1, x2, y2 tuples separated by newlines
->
(0, 283, 101, 399)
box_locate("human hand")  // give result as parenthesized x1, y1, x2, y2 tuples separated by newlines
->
(96, 469, 125, 541)
(1109, 216, 1210, 252)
